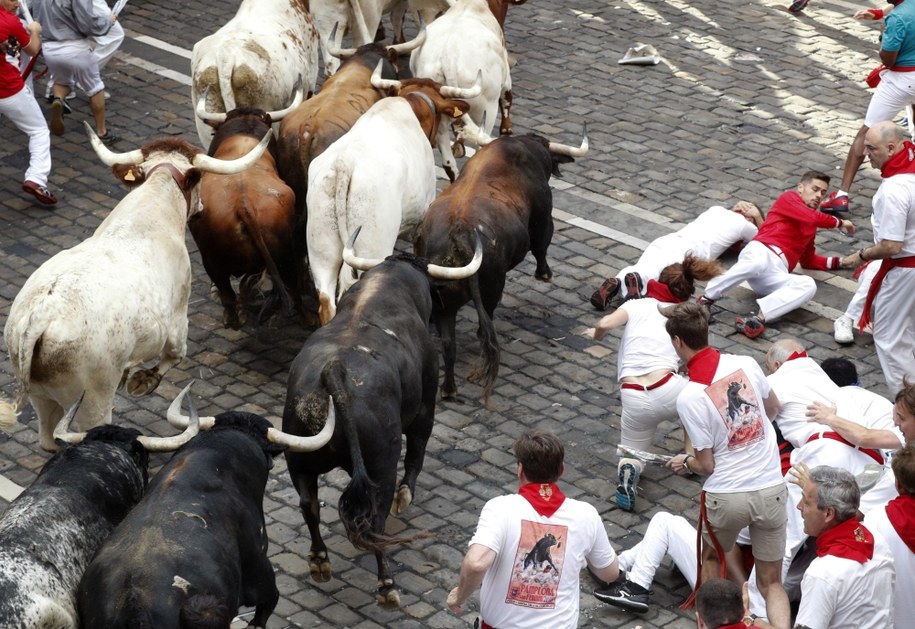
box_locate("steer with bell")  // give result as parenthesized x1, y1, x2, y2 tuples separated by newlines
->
(76, 384, 334, 629)
(306, 61, 481, 324)
(0, 125, 270, 451)
(414, 127, 588, 402)
(283, 228, 481, 608)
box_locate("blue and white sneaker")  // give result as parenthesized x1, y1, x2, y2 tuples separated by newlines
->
(615, 463, 640, 511)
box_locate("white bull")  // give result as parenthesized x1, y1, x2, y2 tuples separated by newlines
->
(191, 0, 320, 148)
(306, 64, 480, 325)
(0, 123, 270, 452)
(409, 0, 520, 180)
(311, 0, 450, 76)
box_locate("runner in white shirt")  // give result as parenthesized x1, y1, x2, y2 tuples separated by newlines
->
(662, 301, 790, 629)
(584, 256, 721, 512)
(752, 465, 895, 629)
(590, 202, 762, 310)
(447, 430, 619, 629)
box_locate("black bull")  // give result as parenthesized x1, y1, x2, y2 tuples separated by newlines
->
(414, 134, 575, 401)
(76, 414, 283, 629)
(282, 253, 439, 610)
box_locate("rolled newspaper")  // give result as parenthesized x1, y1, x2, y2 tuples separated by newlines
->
(19, 0, 33, 24)
(112, 0, 128, 18)
(617, 444, 673, 464)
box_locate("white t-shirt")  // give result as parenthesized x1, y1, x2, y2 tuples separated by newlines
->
(834, 385, 905, 463)
(863, 505, 914, 629)
(470, 492, 617, 629)
(676, 205, 759, 260)
(873, 173, 915, 257)
(794, 529, 895, 629)
(677, 353, 783, 493)
(617, 298, 679, 380)
(767, 357, 840, 448)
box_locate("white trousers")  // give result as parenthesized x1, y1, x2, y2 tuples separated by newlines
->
(93, 21, 124, 70)
(704, 241, 816, 321)
(0, 84, 51, 186)
(844, 260, 879, 321)
(872, 266, 915, 395)
(619, 374, 688, 451)
(619, 512, 697, 590)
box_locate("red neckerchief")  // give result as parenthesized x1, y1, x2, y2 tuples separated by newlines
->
(645, 279, 683, 304)
(518, 482, 566, 517)
(885, 494, 915, 553)
(880, 141, 915, 178)
(786, 350, 807, 361)
(686, 346, 721, 386)
(815, 517, 874, 564)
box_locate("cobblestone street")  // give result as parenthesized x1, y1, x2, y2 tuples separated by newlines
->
(0, 0, 896, 626)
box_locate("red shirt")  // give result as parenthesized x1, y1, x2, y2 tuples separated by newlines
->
(1, 10, 29, 98)
(754, 190, 842, 271)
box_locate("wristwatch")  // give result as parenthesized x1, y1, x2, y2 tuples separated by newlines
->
(743, 614, 758, 627)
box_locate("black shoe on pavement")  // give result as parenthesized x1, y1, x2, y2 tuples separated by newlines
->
(788, 0, 809, 13)
(594, 579, 650, 613)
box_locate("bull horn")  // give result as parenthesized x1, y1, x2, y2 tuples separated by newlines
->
(438, 69, 482, 99)
(548, 123, 589, 157)
(266, 75, 304, 122)
(53, 392, 88, 444)
(370, 59, 402, 91)
(342, 226, 386, 271)
(136, 391, 200, 452)
(458, 112, 493, 146)
(426, 229, 484, 279)
(266, 399, 335, 452)
(193, 128, 272, 174)
(194, 85, 227, 125)
(387, 19, 426, 55)
(166, 381, 217, 430)
(327, 23, 357, 59)
(85, 121, 144, 166)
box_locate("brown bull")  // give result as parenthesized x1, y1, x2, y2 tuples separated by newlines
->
(193, 91, 303, 329)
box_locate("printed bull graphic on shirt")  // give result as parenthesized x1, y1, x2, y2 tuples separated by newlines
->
(507, 522, 567, 609)
(705, 370, 766, 448)
(726, 381, 759, 423)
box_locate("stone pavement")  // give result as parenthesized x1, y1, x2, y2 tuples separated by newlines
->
(0, 0, 897, 626)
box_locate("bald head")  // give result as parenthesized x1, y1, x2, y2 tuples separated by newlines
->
(864, 122, 910, 170)
(766, 338, 806, 374)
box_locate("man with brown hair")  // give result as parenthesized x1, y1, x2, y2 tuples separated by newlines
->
(447, 430, 619, 629)
(662, 301, 789, 628)
(697, 171, 854, 338)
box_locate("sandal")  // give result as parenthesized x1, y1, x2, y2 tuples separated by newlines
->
(98, 130, 120, 146)
(22, 180, 58, 205)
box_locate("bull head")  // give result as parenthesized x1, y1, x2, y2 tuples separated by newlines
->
(53, 392, 201, 452)
(166, 382, 335, 452)
(370, 60, 482, 100)
(327, 20, 427, 59)
(85, 121, 274, 175)
(343, 226, 483, 280)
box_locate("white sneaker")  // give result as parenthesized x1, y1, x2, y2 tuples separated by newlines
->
(834, 315, 854, 344)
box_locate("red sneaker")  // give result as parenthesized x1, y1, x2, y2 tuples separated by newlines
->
(820, 192, 849, 214)
(736, 313, 766, 339)
(22, 180, 57, 205)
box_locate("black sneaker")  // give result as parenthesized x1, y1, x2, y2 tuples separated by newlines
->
(594, 579, 649, 613)
(736, 313, 766, 339)
(590, 277, 620, 310)
(623, 272, 643, 300)
(788, 0, 809, 12)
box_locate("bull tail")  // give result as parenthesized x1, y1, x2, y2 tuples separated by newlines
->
(325, 361, 425, 553)
(216, 48, 237, 113)
(467, 270, 499, 406)
(0, 305, 52, 430)
(334, 165, 357, 293)
(237, 200, 296, 318)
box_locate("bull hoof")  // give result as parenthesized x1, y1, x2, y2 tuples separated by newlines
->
(39, 431, 59, 453)
(126, 369, 163, 396)
(376, 580, 400, 610)
(500, 124, 513, 136)
(390, 484, 413, 515)
(223, 307, 246, 330)
(309, 551, 332, 582)
(209, 283, 220, 302)
(452, 142, 466, 159)
(535, 267, 552, 282)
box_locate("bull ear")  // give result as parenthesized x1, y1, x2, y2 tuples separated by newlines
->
(112, 163, 145, 187)
(183, 168, 202, 192)
(550, 154, 573, 177)
(444, 101, 470, 120)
